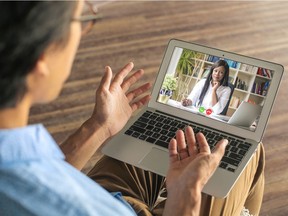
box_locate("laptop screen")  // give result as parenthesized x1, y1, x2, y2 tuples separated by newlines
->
(156, 47, 274, 132)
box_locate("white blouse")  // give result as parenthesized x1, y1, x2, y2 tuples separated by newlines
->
(187, 79, 231, 115)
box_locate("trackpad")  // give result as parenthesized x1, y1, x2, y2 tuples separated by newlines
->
(139, 147, 169, 176)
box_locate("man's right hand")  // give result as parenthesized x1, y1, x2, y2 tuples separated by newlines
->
(163, 126, 228, 216)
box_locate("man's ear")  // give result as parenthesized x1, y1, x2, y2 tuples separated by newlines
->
(32, 53, 50, 77)
(26, 53, 50, 91)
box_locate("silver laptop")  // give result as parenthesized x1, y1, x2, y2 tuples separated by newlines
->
(102, 39, 284, 198)
(228, 101, 262, 127)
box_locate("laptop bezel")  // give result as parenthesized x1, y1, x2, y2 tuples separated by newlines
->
(149, 39, 284, 142)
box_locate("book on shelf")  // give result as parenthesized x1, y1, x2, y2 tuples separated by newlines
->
(236, 77, 248, 91)
(205, 55, 239, 69)
(257, 67, 272, 78)
(239, 64, 258, 73)
(251, 80, 270, 96)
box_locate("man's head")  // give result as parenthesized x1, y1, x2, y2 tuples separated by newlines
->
(0, 1, 82, 109)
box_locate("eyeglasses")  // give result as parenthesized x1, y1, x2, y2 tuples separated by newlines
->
(72, 1, 102, 35)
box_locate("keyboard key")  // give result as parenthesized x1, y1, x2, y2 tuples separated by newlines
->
(160, 129, 168, 135)
(155, 140, 169, 148)
(155, 122, 163, 128)
(171, 121, 179, 127)
(139, 117, 149, 123)
(230, 140, 237, 146)
(178, 123, 186, 129)
(170, 127, 178, 132)
(238, 143, 251, 151)
(167, 132, 175, 138)
(230, 147, 238, 153)
(125, 130, 133, 135)
(139, 134, 147, 140)
(132, 132, 140, 138)
(162, 125, 170, 130)
(145, 131, 153, 136)
(163, 119, 171, 124)
(159, 135, 169, 141)
(207, 133, 215, 139)
(148, 120, 157, 125)
(152, 133, 161, 139)
(228, 152, 244, 162)
(142, 112, 151, 118)
(219, 162, 228, 169)
(130, 126, 145, 134)
(146, 137, 156, 144)
(134, 121, 147, 128)
(222, 157, 240, 167)
(154, 128, 161, 133)
(156, 117, 164, 122)
(227, 167, 236, 172)
(146, 125, 154, 130)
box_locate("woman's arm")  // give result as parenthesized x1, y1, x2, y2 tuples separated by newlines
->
(60, 62, 151, 170)
(211, 85, 231, 114)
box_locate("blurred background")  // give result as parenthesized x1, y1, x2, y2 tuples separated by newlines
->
(29, 1, 288, 215)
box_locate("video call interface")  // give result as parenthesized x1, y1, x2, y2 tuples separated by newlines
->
(157, 47, 275, 132)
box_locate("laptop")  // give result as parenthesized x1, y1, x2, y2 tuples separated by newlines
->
(228, 101, 262, 128)
(102, 39, 284, 198)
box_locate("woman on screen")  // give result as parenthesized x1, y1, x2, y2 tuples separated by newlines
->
(182, 59, 232, 115)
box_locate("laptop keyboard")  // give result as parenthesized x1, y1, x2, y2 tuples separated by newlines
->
(125, 110, 252, 173)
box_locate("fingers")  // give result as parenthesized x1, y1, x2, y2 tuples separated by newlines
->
(185, 126, 197, 157)
(130, 95, 151, 112)
(168, 138, 179, 163)
(176, 129, 189, 160)
(113, 62, 134, 85)
(99, 66, 112, 91)
(126, 82, 151, 102)
(212, 139, 228, 161)
(196, 132, 210, 154)
(121, 69, 145, 92)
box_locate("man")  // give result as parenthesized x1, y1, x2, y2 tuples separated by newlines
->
(0, 1, 264, 215)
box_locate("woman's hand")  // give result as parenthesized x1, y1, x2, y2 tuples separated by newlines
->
(89, 62, 151, 138)
(163, 126, 227, 216)
(182, 98, 192, 106)
(212, 81, 220, 92)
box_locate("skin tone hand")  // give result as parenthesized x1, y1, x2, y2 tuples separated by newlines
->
(88, 62, 151, 137)
(163, 126, 228, 216)
(211, 81, 220, 106)
(61, 62, 151, 170)
(182, 98, 192, 107)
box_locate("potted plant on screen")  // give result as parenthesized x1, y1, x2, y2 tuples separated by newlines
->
(158, 74, 178, 103)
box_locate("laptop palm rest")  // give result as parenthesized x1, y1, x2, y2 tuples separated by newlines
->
(139, 147, 169, 176)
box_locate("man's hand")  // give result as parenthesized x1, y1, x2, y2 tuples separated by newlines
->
(61, 62, 151, 170)
(163, 126, 227, 216)
(89, 62, 151, 138)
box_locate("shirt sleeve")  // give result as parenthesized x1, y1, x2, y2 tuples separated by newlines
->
(212, 86, 231, 115)
(187, 79, 206, 106)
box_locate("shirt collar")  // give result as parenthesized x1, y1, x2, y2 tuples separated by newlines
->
(0, 124, 64, 165)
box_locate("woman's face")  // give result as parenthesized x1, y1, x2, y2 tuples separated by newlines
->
(212, 66, 225, 83)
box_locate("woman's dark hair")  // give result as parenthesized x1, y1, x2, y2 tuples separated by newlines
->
(0, 1, 77, 109)
(198, 59, 230, 106)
